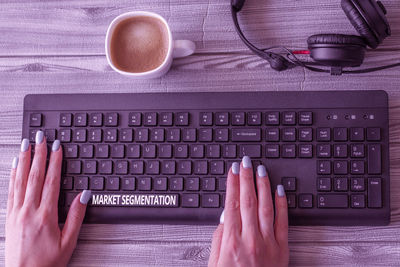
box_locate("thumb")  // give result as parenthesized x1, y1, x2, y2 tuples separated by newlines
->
(61, 190, 91, 251)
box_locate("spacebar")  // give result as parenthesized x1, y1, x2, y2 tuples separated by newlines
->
(318, 194, 348, 208)
(85, 192, 179, 207)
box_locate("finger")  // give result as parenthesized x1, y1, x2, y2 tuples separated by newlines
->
(239, 156, 259, 235)
(40, 140, 62, 214)
(61, 190, 91, 252)
(274, 185, 289, 249)
(24, 131, 47, 208)
(7, 157, 19, 215)
(14, 138, 31, 208)
(256, 165, 275, 240)
(208, 224, 224, 267)
(221, 162, 241, 238)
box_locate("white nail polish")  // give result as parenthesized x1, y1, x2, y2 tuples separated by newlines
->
(35, 130, 44, 144)
(80, 190, 92, 204)
(257, 165, 267, 177)
(52, 140, 60, 152)
(232, 162, 239, 174)
(242, 156, 252, 168)
(12, 157, 19, 169)
(21, 139, 30, 152)
(219, 210, 224, 224)
(277, 185, 285, 197)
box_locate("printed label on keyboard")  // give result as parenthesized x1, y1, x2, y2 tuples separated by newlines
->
(90, 193, 179, 207)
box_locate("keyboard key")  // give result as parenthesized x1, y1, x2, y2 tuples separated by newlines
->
(210, 161, 224, 175)
(178, 160, 192, 175)
(59, 129, 72, 143)
(75, 176, 89, 190)
(351, 144, 365, 158)
(115, 160, 129, 175)
(299, 128, 312, 142)
(232, 112, 245, 126)
(161, 160, 176, 175)
(186, 177, 200, 191)
(282, 128, 296, 142)
(83, 160, 97, 174)
(88, 129, 102, 143)
(282, 112, 296, 125)
(127, 144, 140, 158)
(144, 112, 157, 126)
(175, 112, 189, 126)
(89, 113, 103, 126)
(105, 177, 119, 190)
(128, 112, 142, 126)
(120, 129, 133, 142)
(105, 113, 119, 126)
(218, 178, 227, 191)
(194, 161, 208, 175)
(182, 194, 199, 207)
(317, 161, 331, 174)
(104, 129, 118, 143)
(282, 177, 296, 191)
(265, 112, 279, 125)
(90, 176, 104, 190)
(199, 112, 213, 126)
(299, 194, 313, 208)
(318, 194, 348, 208)
(266, 128, 279, 142)
(215, 129, 229, 142)
(222, 144, 236, 158)
(206, 145, 221, 158)
(351, 194, 365, 208)
(351, 160, 365, 174)
(130, 161, 144, 174)
(202, 194, 220, 208)
(317, 144, 331, 158)
(334, 128, 347, 141)
(154, 177, 167, 191)
(182, 129, 196, 142)
(333, 161, 348, 174)
(215, 112, 229, 126)
(198, 128, 212, 142)
(61, 176, 73, 190)
(333, 144, 347, 158)
(138, 177, 151, 191)
(299, 112, 312, 125)
(81, 144, 94, 158)
(135, 129, 149, 142)
(30, 113, 42, 127)
(44, 129, 56, 142)
(73, 129, 87, 143)
(159, 144, 172, 158)
(247, 112, 261, 126)
(351, 178, 365, 191)
(368, 144, 381, 174)
(121, 177, 136, 191)
(99, 160, 113, 174)
(166, 128, 180, 142)
(175, 144, 189, 158)
(334, 177, 348, 191)
(318, 178, 331, 191)
(67, 160, 81, 174)
(143, 144, 157, 158)
(367, 128, 381, 141)
(266, 144, 279, 158)
(317, 128, 331, 141)
(368, 178, 382, 208)
(64, 144, 78, 158)
(240, 145, 261, 158)
(282, 145, 296, 158)
(74, 113, 87, 127)
(350, 128, 364, 141)
(232, 129, 261, 142)
(202, 178, 216, 191)
(96, 144, 109, 158)
(60, 113, 72, 127)
(160, 112, 173, 126)
(287, 194, 296, 208)
(170, 177, 184, 191)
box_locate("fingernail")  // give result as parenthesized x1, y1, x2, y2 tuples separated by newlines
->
(277, 185, 285, 197)
(232, 162, 239, 174)
(52, 140, 60, 152)
(257, 165, 267, 177)
(12, 157, 19, 169)
(21, 138, 30, 152)
(80, 190, 92, 204)
(242, 156, 252, 168)
(219, 210, 224, 224)
(35, 130, 44, 144)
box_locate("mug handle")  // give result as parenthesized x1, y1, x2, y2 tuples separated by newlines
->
(172, 40, 196, 58)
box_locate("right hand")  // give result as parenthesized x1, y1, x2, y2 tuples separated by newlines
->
(208, 156, 289, 267)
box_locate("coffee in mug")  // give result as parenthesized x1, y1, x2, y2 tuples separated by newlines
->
(106, 11, 195, 78)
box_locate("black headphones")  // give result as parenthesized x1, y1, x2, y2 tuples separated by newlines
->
(231, 0, 400, 75)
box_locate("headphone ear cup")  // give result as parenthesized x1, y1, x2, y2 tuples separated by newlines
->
(307, 34, 367, 67)
(341, 0, 378, 48)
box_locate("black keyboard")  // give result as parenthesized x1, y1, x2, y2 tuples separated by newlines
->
(22, 91, 390, 225)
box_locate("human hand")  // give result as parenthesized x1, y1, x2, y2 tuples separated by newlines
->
(5, 131, 91, 267)
(208, 156, 289, 267)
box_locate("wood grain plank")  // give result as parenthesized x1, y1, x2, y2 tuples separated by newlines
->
(0, 0, 399, 55)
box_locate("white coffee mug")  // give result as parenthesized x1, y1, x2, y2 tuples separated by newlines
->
(105, 11, 195, 78)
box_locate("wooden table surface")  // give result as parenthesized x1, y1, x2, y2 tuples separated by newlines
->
(0, 0, 399, 266)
